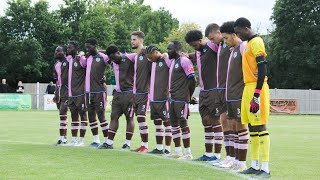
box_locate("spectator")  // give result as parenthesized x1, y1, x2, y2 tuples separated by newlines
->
(0, 79, 9, 93)
(46, 81, 56, 94)
(16, 81, 25, 93)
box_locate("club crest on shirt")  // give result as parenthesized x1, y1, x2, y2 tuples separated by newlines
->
(233, 52, 238, 58)
(63, 62, 67, 66)
(163, 111, 166, 115)
(237, 108, 241, 118)
(122, 58, 126, 62)
(180, 110, 184, 115)
(96, 57, 101, 62)
(223, 43, 227, 48)
(139, 56, 143, 61)
(203, 48, 207, 53)
(245, 46, 249, 52)
(175, 63, 179, 69)
(74, 62, 78, 67)
(159, 62, 163, 67)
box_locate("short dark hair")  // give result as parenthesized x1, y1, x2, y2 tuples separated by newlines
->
(131, 31, 145, 39)
(185, 30, 203, 44)
(171, 40, 182, 51)
(145, 45, 159, 54)
(85, 38, 97, 46)
(220, 21, 235, 34)
(205, 23, 220, 37)
(69, 41, 79, 50)
(234, 17, 251, 28)
(58, 45, 67, 53)
(105, 45, 119, 56)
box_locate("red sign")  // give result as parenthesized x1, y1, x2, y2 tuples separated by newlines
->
(270, 99, 298, 114)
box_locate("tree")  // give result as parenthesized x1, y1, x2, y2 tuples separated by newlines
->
(268, 0, 320, 89)
(158, 23, 202, 52)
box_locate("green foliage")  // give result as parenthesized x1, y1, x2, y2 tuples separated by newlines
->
(158, 23, 201, 52)
(268, 0, 320, 89)
(0, 0, 179, 87)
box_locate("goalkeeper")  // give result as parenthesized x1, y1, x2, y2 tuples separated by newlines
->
(234, 17, 271, 179)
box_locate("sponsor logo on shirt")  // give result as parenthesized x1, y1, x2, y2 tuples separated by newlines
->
(245, 46, 249, 52)
(122, 58, 126, 62)
(188, 67, 194, 73)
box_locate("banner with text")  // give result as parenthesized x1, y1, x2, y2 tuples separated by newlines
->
(44, 94, 58, 110)
(270, 99, 298, 114)
(0, 94, 32, 110)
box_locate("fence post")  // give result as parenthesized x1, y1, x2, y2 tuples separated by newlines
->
(37, 82, 40, 110)
(274, 88, 277, 98)
(309, 89, 312, 114)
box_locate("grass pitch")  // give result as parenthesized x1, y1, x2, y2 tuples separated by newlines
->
(0, 111, 319, 179)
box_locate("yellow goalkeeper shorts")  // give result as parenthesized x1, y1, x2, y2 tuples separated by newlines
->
(241, 82, 270, 126)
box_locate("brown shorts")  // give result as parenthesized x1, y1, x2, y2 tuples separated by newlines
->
(150, 101, 169, 121)
(226, 101, 241, 121)
(68, 95, 86, 112)
(133, 94, 149, 116)
(169, 100, 189, 121)
(199, 90, 226, 119)
(86, 92, 106, 111)
(111, 91, 134, 119)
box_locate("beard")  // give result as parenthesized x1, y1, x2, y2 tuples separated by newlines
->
(132, 45, 138, 49)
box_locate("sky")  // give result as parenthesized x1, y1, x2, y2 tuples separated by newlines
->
(0, 0, 276, 34)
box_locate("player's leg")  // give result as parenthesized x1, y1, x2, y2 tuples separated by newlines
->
(163, 120, 172, 154)
(57, 99, 68, 145)
(123, 93, 135, 150)
(162, 101, 172, 154)
(99, 93, 122, 149)
(234, 120, 248, 172)
(77, 109, 88, 146)
(131, 95, 149, 152)
(167, 101, 182, 158)
(69, 98, 80, 145)
(219, 102, 235, 168)
(96, 92, 109, 148)
(178, 103, 192, 160)
(77, 95, 88, 146)
(87, 93, 100, 147)
(149, 103, 165, 154)
(194, 91, 215, 161)
(254, 83, 271, 178)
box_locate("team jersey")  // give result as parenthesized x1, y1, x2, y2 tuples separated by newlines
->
(169, 56, 195, 102)
(112, 53, 136, 92)
(54, 58, 69, 98)
(226, 42, 246, 101)
(196, 41, 219, 90)
(217, 41, 231, 89)
(133, 53, 152, 94)
(84, 52, 109, 93)
(149, 56, 172, 102)
(242, 36, 268, 84)
(67, 55, 86, 97)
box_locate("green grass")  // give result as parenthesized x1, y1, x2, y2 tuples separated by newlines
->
(0, 111, 319, 179)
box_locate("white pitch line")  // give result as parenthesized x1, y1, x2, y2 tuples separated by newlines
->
(0, 140, 256, 180)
